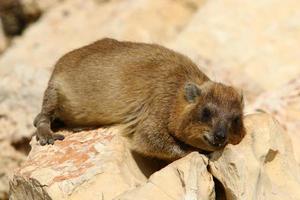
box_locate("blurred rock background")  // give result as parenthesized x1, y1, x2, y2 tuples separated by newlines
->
(0, 0, 299, 199)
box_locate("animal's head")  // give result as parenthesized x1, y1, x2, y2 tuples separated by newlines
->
(169, 81, 246, 152)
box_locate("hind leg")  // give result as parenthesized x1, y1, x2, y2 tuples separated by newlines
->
(34, 85, 64, 145)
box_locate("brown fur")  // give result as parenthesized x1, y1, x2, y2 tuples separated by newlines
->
(34, 38, 245, 160)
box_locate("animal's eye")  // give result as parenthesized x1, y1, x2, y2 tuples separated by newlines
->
(201, 107, 212, 122)
(232, 116, 241, 125)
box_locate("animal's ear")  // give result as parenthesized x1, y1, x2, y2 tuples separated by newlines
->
(184, 82, 201, 103)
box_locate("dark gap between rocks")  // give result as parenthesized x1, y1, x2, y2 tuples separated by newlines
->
(214, 177, 227, 200)
(11, 137, 31, 155)
(131, 150, 170, 178)
(207, 160, 227, 200)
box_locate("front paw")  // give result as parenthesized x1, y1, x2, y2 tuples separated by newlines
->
(36, 128, 65, 145)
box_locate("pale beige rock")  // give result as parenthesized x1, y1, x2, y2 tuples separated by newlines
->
(4, 0, 300, 199)
(246, 78, 300, 163)
(209, 113, 300, 200)
(10, 114, 300, 200)
(0, 142, 25, 200)
(0, 0, 41, 37)
(9, 127, 215, 200)
(171, 0, 300, 95)
(115, 152, 215, 200)
(9, 127, 147, 200)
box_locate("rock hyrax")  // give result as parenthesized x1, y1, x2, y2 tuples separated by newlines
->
(34, 38, 246, 160)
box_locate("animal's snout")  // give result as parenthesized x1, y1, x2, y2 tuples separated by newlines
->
(213, 126, 227, 144)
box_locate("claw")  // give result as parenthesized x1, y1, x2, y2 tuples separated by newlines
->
(53, 134, 65, 141)
(39, 138, 47, 146)
(35, 133, 40, 141)
(48, 138, 55, 145)
(36, 126, 65, 145)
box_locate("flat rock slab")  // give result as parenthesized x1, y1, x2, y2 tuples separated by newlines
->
(9, 127, 147, 200)
(9, 113, 300, 200)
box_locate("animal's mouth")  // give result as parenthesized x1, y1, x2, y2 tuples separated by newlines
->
(170, 134, 212, 155)
(203, 134, 226, 148)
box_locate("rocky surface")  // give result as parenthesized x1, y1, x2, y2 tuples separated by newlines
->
(0, 0, 40, 37)
(9, 114, 300, 200)
(0, 21, 7, 53)
(1, 0, 300, 199)
(247, 78, 300, 163)
(0, 142, 25, 200)
(115, 153, 215, 200)
(210, 113, 300, 200)
(0, 0, 64, 38)
(171, 0, 300, 93)
(10, 127, 146, 200)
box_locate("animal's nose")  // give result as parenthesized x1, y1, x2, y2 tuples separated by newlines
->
(214, 129, 227, 143)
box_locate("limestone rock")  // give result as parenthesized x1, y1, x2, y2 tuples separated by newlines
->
(9, 127, 147, 200)
(0, 142, 25, 200)
(9, 127, 215, 200)
(4, 0, 300, 199)
(116, 153, 215, 200)
(9, 114, 300, 200)
(209, 113, 300, 200)
(246, 78, 300, 163)
(0, 0, 62, 40)
(0, 0, 41, 37)
(171, 0, 300, 97)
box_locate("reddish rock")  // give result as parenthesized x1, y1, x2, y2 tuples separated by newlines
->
(9, 114, 300, 200)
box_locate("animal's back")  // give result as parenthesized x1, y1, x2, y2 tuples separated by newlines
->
(49, 38, 207, 127)
(34, 38, 245, 159)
